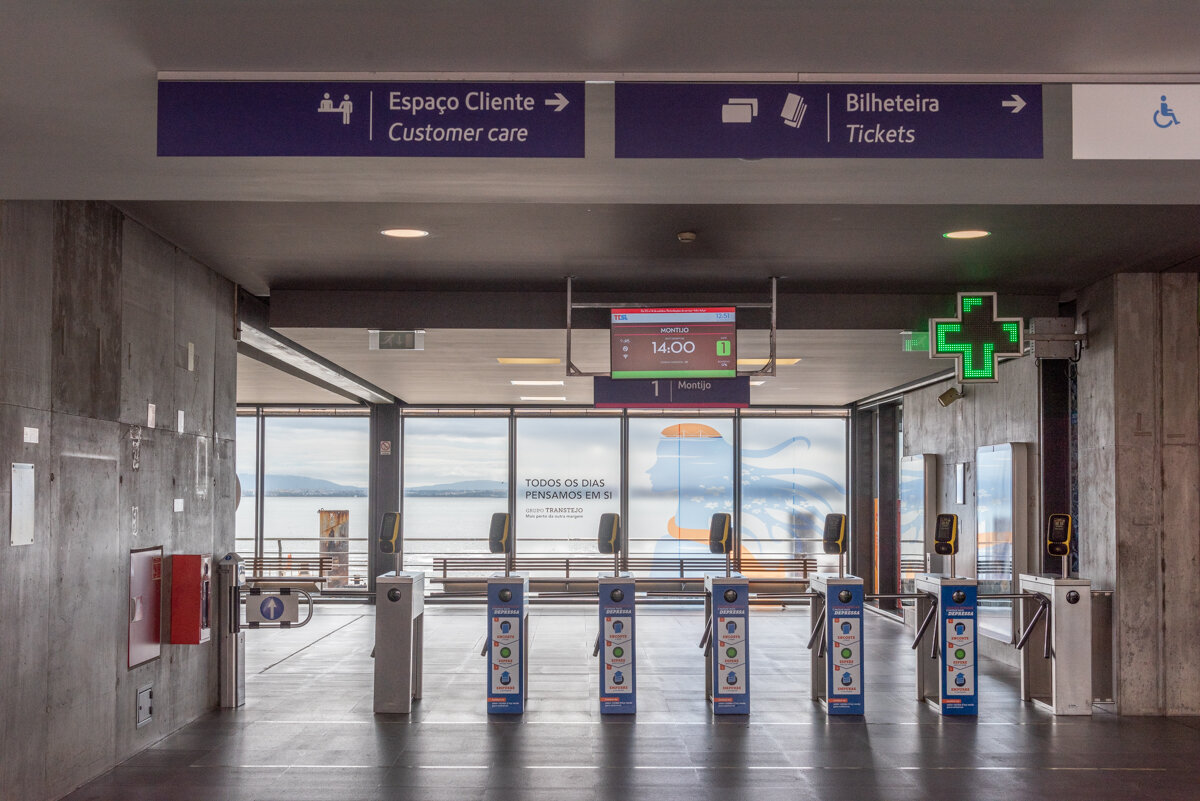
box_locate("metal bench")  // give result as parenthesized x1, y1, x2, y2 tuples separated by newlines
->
(245, 555, 333, 594)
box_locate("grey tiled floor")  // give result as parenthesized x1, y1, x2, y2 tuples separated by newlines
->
(64, 603, 1200, 800)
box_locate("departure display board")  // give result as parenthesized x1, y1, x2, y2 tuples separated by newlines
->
(610, 308, 736, 379)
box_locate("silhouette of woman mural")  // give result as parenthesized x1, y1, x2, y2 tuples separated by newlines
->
(644, 422, 845, 577)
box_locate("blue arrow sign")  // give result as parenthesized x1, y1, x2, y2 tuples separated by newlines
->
(259, 596, 284, 621)
(158, 81, 585, 157)
(616, 83, 1042, 158)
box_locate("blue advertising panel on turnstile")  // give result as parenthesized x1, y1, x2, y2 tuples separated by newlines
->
(486, 575, 528, 714)
(939, 583, 978, 716)
(825, 580, 865, 715)
(598, 575, 636, 714)
(707, 576, 749, 714)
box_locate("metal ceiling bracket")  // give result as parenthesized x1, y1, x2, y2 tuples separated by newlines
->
(564, 276, 778, 378)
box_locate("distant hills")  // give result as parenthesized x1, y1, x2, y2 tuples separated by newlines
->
(237, 475, 507, 498)
(405, 479, 507, 498)
(238, 474, 367, 498)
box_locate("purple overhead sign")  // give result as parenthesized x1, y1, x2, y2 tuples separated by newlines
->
(615, 83, 1042, 158)
(157, 80, 585, 157)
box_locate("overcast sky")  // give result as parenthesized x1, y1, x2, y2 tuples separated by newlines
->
(237, 416, 370, 487)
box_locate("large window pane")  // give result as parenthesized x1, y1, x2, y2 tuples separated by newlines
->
(628, 417, 733, 572)
(262, 416, 370, 590)
(403, 417, 509, 566)
(899, 454, 930, 593)
(740, 418, 847, 574)
(234, 414, 258, 558)
(977, 443, 1016, 641)
(516, 418, 621, 554)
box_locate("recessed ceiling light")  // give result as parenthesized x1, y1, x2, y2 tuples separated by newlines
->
(380, 228, 430, 238)
(520, 396, 567, 402)
(497, 357, 562, 365)
(750, 380, 766, 386)
(942, 230, 990, 239)
(737, 358, 801, 367)
(510, 380, 565, 386)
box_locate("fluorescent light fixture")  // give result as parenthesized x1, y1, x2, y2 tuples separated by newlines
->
(750, 380, 766, 386)
(240, 324, 394, 404)
(497, 357, 562, 365)
(380, 228, 430, 238)
(520, 396, 567, 402)
(510, 380, 565, 386)
(737, 358, 801, 367)
(942, 230, 991, 239)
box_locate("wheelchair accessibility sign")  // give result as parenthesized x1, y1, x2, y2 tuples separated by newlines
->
(1073, 84, 1200, 159)
(1154, 95, 1181, 128)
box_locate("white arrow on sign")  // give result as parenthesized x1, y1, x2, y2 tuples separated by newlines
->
(544, 92, 569, 112)
(1001, 94, 1026, 114)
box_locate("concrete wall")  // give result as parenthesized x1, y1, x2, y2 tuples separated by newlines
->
(0, 201, 236, 801)
(1077, 273, 1200, 715)
(901, 352, 1041, 666)
(903, 273, 1200, 712)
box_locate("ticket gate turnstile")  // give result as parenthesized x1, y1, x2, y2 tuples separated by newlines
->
(914, 574, 978, 716)
(217, 553, 246, 709)
(809, 574, 865, 715)
(597, 574, 636, 714)
(374, 571, 425, 714)
(485, 573, 529, 714)
(703, 574, 749, 714)
(1018, 573, 1092, 715)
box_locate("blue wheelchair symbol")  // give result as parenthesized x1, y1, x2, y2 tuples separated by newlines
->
(260, 596, 284, 621)
(1154, 95, 1181, 128)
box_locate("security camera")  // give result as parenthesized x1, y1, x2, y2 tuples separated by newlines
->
(937, 387, 964, 407)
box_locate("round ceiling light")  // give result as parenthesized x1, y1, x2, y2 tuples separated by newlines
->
(381, 228, 430, 238)
(942, 230, 991, 239)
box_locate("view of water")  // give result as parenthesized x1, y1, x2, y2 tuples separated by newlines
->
(234, 495, 503, 558)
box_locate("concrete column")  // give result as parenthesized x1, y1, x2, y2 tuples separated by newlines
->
(368, 402, 402, 586)
(1079, 273, 1200, 715)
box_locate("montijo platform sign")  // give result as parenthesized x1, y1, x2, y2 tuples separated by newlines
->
(157, 81, 585, 157)
(615, 83, 1042, 158)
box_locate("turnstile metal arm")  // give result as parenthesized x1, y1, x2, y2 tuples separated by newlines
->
(1015, 593, 1051, 658)
(911, 594, 939, 655)
(480, 639, 489, 657)
(593, 633, 601, 658)
(805, 607, 827, 651)
(699, 615, 713, 655)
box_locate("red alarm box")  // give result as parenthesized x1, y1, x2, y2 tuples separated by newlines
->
(170, 554, 212, 644)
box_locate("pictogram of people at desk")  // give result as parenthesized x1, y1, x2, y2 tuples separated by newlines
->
(318, 92, 353, 125)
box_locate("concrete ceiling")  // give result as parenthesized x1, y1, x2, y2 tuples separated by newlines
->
(5, 2, 1200, 406)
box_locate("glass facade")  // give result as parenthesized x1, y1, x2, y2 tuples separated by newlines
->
(515, 417, 621, 554)
(739, 417, 847, 570)
(627, 417, 735, 570)
(976, 443, 1016, 640)
(234, 414, 258, 556)
(238, 408, 849, 589)
(261, 416, 371, 588)
(402, 417, 509, 565)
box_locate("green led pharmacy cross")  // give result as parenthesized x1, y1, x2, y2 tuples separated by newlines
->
(928, 292, 1024, 383)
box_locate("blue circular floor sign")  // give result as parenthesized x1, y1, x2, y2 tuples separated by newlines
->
(260, 596, 284, 621)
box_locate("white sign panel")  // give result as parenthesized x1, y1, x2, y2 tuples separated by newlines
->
(11, 463, 35, 546)
(1073, 84, 1200, 159)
